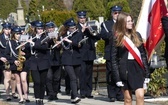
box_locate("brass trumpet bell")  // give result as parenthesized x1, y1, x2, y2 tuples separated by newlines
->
(86, 20, 100, 36)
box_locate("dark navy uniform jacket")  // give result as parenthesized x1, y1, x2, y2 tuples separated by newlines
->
(5, 40, 20, 70)
(100, 20, 114, 60)
(0, 34, 9, 57)
(48, 38, 61, 66)
(28, 34, 50, 70)
(61, 31, 82, 66)
(0, 34, 9, 68)
(77, 23, 100, 61)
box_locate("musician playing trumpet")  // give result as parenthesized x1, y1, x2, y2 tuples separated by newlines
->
(5, 26, 30, 103)
(76, 10, 100, 98)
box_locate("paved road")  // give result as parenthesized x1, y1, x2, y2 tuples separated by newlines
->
(0, 83, 165, 105)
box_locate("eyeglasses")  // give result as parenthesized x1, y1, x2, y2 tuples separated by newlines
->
(113, 11, 120, 15)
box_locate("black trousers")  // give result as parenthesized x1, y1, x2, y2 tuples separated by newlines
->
(106, 60, 123, 99)
(64, 65, 80, 99)
(80, 61, 93, 96)
(65, 70, 71, 92)
(46, 66, 61, 96)
(31, 69, 48, 99)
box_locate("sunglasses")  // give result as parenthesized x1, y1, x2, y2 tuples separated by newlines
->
(113, 11, 121, 15)
(37, 28, 43, 30)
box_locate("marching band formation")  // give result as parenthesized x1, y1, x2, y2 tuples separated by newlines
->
(0, 5, 150, 105)
(0, 10, 102, 104)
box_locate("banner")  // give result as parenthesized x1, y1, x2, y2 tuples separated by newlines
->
(136, 0, 167, 60)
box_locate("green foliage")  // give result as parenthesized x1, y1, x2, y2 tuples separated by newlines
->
(41, 10, 76, 26)
(96, 39, 105, 55)
(127, 0, 142, 23)
(28, 0, 38, 20)
(36, 0, 65, 11)
(0, 0, 28, 21)
(73, 0, 106, 20)
(28, 0, 66, 22)
(148, 67, 168, 97)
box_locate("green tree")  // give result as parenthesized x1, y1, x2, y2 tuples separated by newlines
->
(41, 10, 76, 26)
(28, 0, 38, 21)
(127, 0, 142, 23)
(73, 0, 106, 20)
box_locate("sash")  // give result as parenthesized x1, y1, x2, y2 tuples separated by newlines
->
(123, 36, 145, 69)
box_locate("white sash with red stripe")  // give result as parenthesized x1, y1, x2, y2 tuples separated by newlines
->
(123, 36, 145, 69)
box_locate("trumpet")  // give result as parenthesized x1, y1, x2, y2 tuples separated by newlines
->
(52, 29, 78, 49)
(86, 20, 100, 36)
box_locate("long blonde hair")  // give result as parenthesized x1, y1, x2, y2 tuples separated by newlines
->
(113, 12, 142, 47)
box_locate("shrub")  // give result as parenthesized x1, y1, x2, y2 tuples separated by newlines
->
(148, 67, 168, 97)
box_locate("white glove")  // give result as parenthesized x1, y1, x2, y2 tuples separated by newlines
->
(144, 78, 150, 84)
(116, 81, 124, 87)
(143, 82, 147, 89)
(143, 78, 150, 90)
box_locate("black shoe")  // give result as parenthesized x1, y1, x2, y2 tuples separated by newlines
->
(25, 99, 30, 103)
(48, 95, 55, 100)
(86, 95, 94, 98)
(12, 93, 18, 99)
(55, 95, 58, 100)
(109, 97, 115, 102)
(19, 100, 24, 104)
(71, 97, 81, 104)
(40, 99, 44, 105)
(6, 97, 11, 101)
(36, 100, 40, 105)
(80, 95, 85, 99)
(117, 98, 124, 101)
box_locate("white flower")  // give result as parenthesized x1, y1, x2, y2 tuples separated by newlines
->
(94, 57, 106, 64)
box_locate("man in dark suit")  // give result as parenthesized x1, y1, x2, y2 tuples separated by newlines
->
(76, 10, 100, 98)
(99, 5, 124, 102)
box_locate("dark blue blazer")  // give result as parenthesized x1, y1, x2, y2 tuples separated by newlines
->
(0, 34, 9, 57)
(28, 34, 50, 70)
(61, 31, 82, 66)
(5, 40, 19, 70)
(77, 23, 99, 61)
(48, 38, 61, 66)
(100, 20, 114, 60)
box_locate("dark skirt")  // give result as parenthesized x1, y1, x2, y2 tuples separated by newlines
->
(122, 60, 145, 91)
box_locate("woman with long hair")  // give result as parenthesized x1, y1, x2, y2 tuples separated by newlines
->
(0, 23, 18, 101)
(5, 26, 29, 103)
(111, 12, 150, 105)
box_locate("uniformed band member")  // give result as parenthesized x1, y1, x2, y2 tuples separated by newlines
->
(76, 10, 100, 99)
(5, 26, 30, 103)
(45, 21, 61, 100)
(0, 22, 18, 101)
(61, 18, 82, 103)
(28, 20, 50, 105)
(100, 5, 124, 102)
